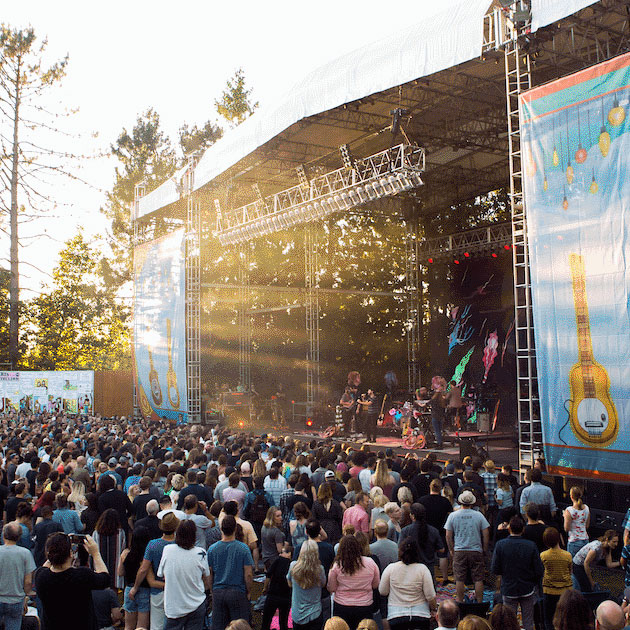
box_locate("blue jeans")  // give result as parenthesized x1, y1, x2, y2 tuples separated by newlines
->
(567, 539, 588, 558)
(432, 416, 443, 447)
(0, 601, 24, 630)
(165, 599, 206, 630)
(211, 587, 250, 630)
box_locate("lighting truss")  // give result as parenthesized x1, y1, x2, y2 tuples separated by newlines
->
(215, 143, 425, 246)
(418, 222, 512, 261)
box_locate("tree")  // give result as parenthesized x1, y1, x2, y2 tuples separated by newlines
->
(28, 232, 130, 370)
(101, 108, 177, 285)
(179, 120, 222, 158)
(214, 67, 259, 127)
(0, 25, 68, 368)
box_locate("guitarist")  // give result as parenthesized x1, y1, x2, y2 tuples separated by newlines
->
(339, 371, 361, 437)
(364, 389, 380, 442)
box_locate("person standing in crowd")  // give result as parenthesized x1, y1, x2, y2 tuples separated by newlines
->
(262, 506, 286, 570)
(540, 526, 573, 630)
(129, 512, 180, 630)
(32, 505, 63, 567)
(490, 515, 544, 630)
(435, 599, 460, 630)
(207, 514, 254, 630)
(379, 537, 437, 630)
(314, 482, 344, 545)
(444, 490, 490, 603)
(35, 532, 110, 630)
(52, 492, 84, 534)
(564, 486, 590, 557)
(0, 522, 36, 630)
(327, 535, 380, 630)
(260, 542, 293, 630)
(342, 491, 369, 534)
(519, 469, 556, 519)
(119, 526, 152, 630)
(370, 520, 399, 571)
(288, 539, 327, 630)
(158, 520, 211, 630)
(418, 478, 452, 585)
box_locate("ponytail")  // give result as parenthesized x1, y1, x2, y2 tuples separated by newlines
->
(570, 486, 584, 510)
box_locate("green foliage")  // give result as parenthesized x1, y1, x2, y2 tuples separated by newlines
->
(27, 233, 130, 370)
(179, 120, 223, 157)
(214, 67, 259, 127)
(101, 108, 177, 285)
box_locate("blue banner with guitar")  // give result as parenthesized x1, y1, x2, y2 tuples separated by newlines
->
(521, 52, 630, 481)
(133, 229, 188, 423)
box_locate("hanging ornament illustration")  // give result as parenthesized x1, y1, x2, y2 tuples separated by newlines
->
(543, 172, 548, 191)
(562, 185, 569, 210)
(552, 114, 559, 166)
(526, 145, 537, 177)
(589, 169, 598, 194)
(575, 106, 587, 164)
(599, 96, 611, 157)
(608, 94, 625, 127)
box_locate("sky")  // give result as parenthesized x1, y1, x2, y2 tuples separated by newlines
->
(2, 0, 460, 295)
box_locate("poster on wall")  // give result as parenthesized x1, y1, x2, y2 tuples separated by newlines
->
(133, 229, 188, 423)
(521, 52, 630, 481)
(0, 371, 93, 415)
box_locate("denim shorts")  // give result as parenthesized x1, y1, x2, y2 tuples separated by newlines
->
(123, 585, 151, 613)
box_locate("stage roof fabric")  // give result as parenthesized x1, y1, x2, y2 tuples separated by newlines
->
(136, 0, 618, 221)
(136, 0, 492, 219)
(530, 0, 599, 31)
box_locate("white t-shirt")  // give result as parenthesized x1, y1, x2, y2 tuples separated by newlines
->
(157, 544, 210, 618)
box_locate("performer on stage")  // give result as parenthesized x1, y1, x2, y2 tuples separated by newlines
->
(431, 376, 447, 449)
(364, 389, 380, 442)
(446, 379, 464, 429)
(339, 371, 361, 436)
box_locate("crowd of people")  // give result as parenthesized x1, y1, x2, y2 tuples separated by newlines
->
(0, 411, 629, 630)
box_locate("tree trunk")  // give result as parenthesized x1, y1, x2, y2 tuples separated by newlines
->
(9, 58, 21, 369)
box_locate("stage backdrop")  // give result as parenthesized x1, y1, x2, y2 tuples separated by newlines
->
(521, 52, 630, 481)
(133, 229, 188, 423)
(0, 370, 93, 415)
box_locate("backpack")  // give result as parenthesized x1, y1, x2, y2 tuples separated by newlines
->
(250, 491, 270, 523)
(291, 521, 308, 548)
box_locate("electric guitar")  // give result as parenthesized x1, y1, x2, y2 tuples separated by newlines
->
(137, 381, 153, 418)
(148, 344, 163, 406)
(166, 319, 180, 409)
(568, 253, 618, 447)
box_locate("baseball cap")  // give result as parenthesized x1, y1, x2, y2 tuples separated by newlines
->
(108, 457, 117, 466)
(324, 470, 335, 479)
(458, 490, 476, 505)
(445, 463, 455, 474)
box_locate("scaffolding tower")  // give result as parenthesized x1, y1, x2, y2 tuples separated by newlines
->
(503, 1, 543, 470)
(305, 226, 320, 415)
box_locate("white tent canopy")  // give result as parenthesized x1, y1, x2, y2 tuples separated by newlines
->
(136, 0, 603, 220)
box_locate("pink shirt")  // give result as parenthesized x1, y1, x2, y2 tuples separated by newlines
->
(327, 557, 380, 606)
(342, 504, 369, 533)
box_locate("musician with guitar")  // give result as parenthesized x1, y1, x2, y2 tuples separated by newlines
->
(339, 371, 361, 437)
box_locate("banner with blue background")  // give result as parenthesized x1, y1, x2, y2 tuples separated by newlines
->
(133, 230, 188, 423)
(521, 53, 630, 481)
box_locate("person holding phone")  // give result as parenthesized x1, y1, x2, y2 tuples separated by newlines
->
(35, 532, 110, 630)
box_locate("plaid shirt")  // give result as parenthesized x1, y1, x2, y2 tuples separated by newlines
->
(480, 471, 498, 507)
(279, 488, 295, 526)
(264, 476, 287, 505)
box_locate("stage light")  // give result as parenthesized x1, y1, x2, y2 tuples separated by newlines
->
(428, 258, 434, 264)
(504, 244, 511, 250)
(306, 419, 313, 427)
(464, 252, 470, 258)
(239, 420, 244, 428)
(454, 259, 460, 264)
(492, 253, 498, 258)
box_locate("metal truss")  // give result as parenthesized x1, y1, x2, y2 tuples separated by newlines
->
(215, 144, 425, 246)
(405, 218, 422, 393)
(185, 155, 202, 424)
(418, 223, 512, 261)
(132, 181, 147, 421)
(305, 227, 320, 414)
(238, 243, 251, 392)
(502, 2, 543, 471)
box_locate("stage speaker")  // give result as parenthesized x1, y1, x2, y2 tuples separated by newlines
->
(460, 438, 478, 461)
(477, 413, 490, 432)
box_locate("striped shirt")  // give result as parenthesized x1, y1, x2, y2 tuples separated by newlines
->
(264, 476, 287, 505)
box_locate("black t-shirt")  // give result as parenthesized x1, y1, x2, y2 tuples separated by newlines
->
(523, 523, 548, 553)
(413, 473, 435, 499)
(266, 555, 291, 598)
(35, 566, 110, 630)
(132, 494, 154, 521)
(418, 494, 453, 532)
(5, 496, 27, 523)
(0, 483, 9, 516)
(293, 540, 336, 599)
(91, 588, 119, 630)
(286, 493, 313, 513)
(97, 489, 132, 527)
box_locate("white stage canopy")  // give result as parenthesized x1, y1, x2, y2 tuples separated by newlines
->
(136, 0, 605, 220)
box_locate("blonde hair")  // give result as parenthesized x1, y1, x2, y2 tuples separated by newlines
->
(253, 459, 267, 478)
(457, 615, 492, 630)
(373, 460, 391, 489)
(263, 506, 281, 529)
(225, 621, 253, 630)
(291, 539, 322, 589)
(369, 486, 383, 501)
(171, 474, 185, 491)
(68, 481, 86, 506)
(397, 486, 413, 504)
(372, 493, 387, 508)
(324, 618, 350, 630)
(357, 620, 378, 630)
(442, 484, 455, 504)
(484, 459, 496, 473)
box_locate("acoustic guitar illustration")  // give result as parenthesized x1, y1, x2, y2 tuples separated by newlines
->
(147, 342, 163, 407)
(137, 381, 153, 418)
(568, 253, 618, 447)
(166, 319, 180, 409)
